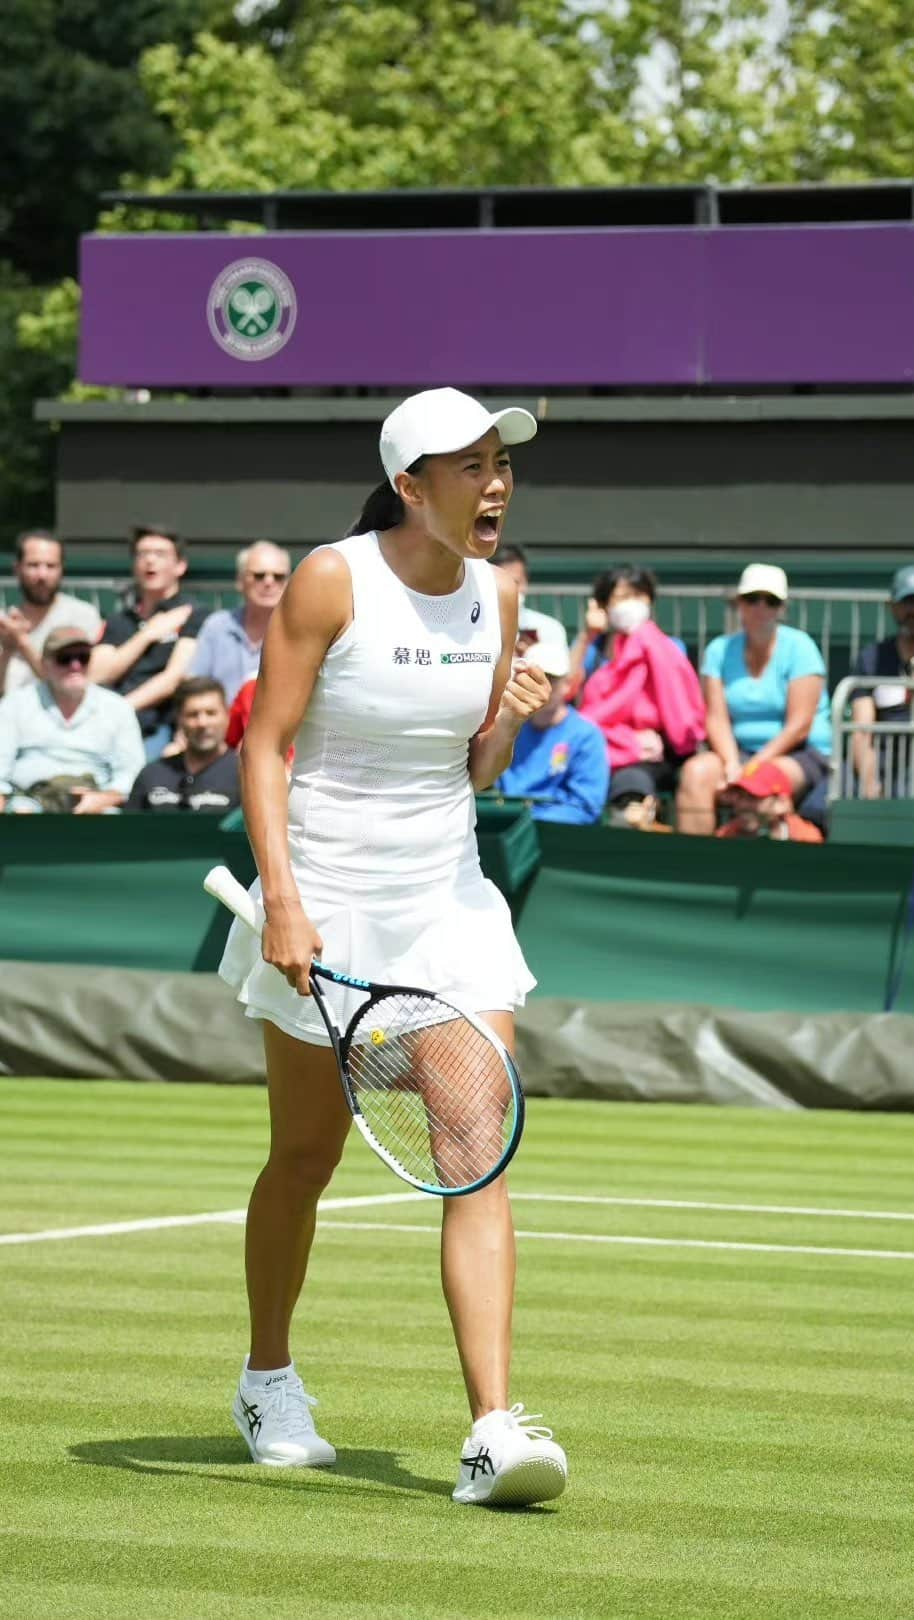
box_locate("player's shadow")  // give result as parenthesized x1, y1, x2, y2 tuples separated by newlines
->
(68, 1435, 452, 1499)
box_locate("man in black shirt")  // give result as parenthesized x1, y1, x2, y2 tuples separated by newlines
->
(849, 564, 914, 798)
(126, 677, 241, 812)
(89, 525, 208, 759)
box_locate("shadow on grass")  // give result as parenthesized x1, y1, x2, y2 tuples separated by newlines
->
(69, 1435, 452, 1498)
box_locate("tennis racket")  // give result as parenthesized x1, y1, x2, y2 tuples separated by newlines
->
(203, 865, 525, 1197)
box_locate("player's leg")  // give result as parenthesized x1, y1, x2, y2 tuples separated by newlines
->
(246, 1020, 351, 1368)
(233, 1020, 351, 1468)
(443, 1010, 567, 1507)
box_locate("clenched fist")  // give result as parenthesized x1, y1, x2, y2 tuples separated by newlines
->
(495, 660, 552, 732)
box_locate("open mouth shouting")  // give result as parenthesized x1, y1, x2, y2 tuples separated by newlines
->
(473, 507, 503, 546)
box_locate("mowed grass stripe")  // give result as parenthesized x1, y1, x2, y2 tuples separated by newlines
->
(4, 1081, 914, 1620)
(5, 1082, 914, 1232)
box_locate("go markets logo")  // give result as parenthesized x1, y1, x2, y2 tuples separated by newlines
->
(206, 258, 297, 361)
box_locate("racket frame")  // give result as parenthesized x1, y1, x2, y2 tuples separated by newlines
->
(204, 865, 525, 1196)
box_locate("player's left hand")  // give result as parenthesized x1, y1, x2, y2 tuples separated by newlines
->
(496, 660, 551, 731)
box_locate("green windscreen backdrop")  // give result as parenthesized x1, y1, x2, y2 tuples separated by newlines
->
(0, 815, 912, 1015)
(514, 824, 914, 1016)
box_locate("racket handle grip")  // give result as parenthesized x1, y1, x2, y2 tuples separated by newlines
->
(203, 865, 261, 935)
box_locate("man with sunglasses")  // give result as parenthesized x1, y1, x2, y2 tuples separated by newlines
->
(0, 626, 144, 813)
(189, 542, 292, 704)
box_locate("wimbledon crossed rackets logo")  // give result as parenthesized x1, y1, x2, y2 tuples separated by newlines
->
(206, 258, 297, 361)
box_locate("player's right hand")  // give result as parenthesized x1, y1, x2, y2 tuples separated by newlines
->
(262, 906, 324, 996)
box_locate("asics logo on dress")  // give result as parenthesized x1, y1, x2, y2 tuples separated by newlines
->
(471, 601, 481, 623)
(239, 1394, 262, 1439)
(461, 1447, 494, 1480)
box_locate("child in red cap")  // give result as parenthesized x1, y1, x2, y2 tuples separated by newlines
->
(715, 761, 824, 842)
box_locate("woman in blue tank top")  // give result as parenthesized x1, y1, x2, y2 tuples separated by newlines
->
(676, 564, 832, 836)
(221, 389, 568, 1507)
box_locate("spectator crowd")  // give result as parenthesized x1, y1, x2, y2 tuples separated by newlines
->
(0, 526, 291, 817)
(1, 525, 912, 840)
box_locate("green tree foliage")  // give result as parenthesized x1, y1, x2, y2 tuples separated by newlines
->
(107, 1, 914, 200)
(775, 0, 914, 180)
(0, 0, 231, 281)
(0, 268, 73, 542)
(112, 4, 629, 196)
(10, 0, 914, 541)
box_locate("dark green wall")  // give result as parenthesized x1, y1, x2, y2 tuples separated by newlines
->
(27, 394, 914, 590)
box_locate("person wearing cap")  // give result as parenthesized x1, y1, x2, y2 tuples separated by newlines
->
(218, 388, 567, 1506)
(715, 762, 824, 843)
(0, 625, 145, 813)
(676, 564, 831, 837)
(845, 564, 914, 799)
(493, 640, 608, 823)
(491, 543, 569, 656)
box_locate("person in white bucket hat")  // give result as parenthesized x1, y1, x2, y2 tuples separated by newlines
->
(219, 388, 567, 1506)
(676, 561, 831, 836)
(495, 637, 608, 823)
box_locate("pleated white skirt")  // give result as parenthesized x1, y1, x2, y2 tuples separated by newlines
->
(218, 865, 535, 1047)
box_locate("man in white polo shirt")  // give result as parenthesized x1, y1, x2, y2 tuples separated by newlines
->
(0, 625, 144, 813)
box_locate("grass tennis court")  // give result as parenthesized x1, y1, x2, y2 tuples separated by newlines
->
(4, 1079, 913, 1620)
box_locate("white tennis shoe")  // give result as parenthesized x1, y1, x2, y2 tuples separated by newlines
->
(232, 1363, 336, 1468)
(452, 1403, 567, 1506)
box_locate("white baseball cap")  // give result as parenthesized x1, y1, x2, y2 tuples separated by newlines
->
(737, 564, 789, 601)
(380, 388, 538, 489)
(525, 641, 570, 678)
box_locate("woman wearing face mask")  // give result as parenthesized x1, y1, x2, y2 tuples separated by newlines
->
(575, 566, 706, 823)
(675, 564, 832, 837)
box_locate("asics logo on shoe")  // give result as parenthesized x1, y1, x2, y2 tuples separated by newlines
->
(264, 1375, 287, 1386)
(461, 1447, 494, 1480)
(239, 1394, 262, 1439)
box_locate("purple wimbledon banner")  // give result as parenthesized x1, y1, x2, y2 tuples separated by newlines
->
(79, 225, 914, 389)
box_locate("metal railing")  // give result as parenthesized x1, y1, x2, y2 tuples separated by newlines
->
(0, 576, 892, 680)
(0, 577, 239, 617)
(523, 584, 891, 675)
(828, 675, 914, 803)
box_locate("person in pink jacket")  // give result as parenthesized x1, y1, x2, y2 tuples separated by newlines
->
(577, 567, 706, 825)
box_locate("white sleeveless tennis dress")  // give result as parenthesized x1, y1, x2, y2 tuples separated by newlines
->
(219, 531, 535, 1045)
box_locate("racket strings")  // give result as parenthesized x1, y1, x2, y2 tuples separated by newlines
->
(346, 995, 515, 1190)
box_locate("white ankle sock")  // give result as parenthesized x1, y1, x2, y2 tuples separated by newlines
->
(242, 1357, 295, 1388)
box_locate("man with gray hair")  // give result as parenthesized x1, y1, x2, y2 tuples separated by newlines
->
(189, 541, 291, 704)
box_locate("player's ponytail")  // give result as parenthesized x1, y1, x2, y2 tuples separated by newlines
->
(346, 481, 402, 537)
(346, 456, 426, 537)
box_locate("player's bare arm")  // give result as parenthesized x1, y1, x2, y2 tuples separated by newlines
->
(241, 549, 351, 993)
(469, 566, 550, 790)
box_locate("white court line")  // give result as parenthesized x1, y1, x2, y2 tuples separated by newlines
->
(4, 1188, 914, 1251)
(0, 1191, 423, 1247)
(509, 1194, 914, 1223)
(317, 1220, 914, 1263)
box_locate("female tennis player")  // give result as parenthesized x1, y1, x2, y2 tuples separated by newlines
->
(220, 387, 568, 1507)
